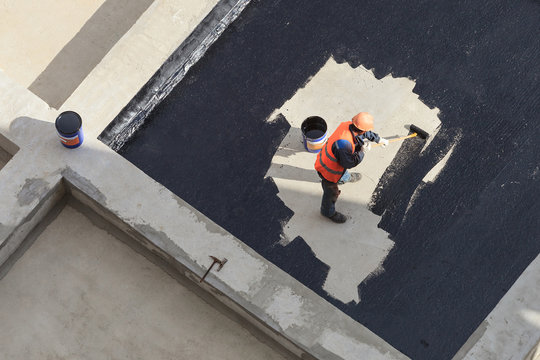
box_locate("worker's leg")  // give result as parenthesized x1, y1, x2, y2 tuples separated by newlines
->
(320, 178, 340, 217)
(317, 172, 347, 223)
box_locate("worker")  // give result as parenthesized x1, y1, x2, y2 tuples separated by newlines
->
(314, 112, 388, 223)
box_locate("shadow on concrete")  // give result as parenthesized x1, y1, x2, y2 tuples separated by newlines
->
(28, 0, 154, 109)
(9, 116, 59, 150)
(0, 148, 9, 170)
(275, 126, 306, 157)
(115, 0, 540, 356)
(267, 163, 321, 183)
(0, 132, 19, 170)
(267, 126, 322, 183)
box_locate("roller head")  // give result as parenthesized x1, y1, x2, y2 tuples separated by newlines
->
(409, 124, 429, 139)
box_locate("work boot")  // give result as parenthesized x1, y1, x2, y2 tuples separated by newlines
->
(348, 173, 362, 183)
(328, 212, 347, 223)
(337, 172, 362, 184)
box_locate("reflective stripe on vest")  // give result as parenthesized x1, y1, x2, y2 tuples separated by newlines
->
(317, 144, 343, 175)
(314, 121, 355, 182)
(324, 142, 337, 162)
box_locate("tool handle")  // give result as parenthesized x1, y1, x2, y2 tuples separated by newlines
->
(371, 133, 418, 147)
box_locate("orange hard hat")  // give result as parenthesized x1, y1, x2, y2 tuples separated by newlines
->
(352, 112, 374, 131)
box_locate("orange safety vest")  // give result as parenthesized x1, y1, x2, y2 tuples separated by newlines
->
(315, 121, 356, 183)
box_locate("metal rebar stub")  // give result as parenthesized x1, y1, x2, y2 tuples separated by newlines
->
(200, 256, 228, 283)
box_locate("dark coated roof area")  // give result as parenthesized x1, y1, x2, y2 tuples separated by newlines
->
(118, 1, 540, 358)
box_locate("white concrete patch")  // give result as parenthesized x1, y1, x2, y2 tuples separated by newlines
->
(61, 0, 219, 137)
(423, 141, 457, 183)
(526, 341, 540, 360)
(265, 287, 311, 331)
(458, 253, 540, 360)
(0, 7, 412, 358)
(62, 142, 268, 297)
(400, 141, 458, 221)
(0, 205, 290, 360)
(266, 57, 441, 303)
(178, 209, 269, 295)
(320, 329, 404, 360)
(0, 0, 105, 87)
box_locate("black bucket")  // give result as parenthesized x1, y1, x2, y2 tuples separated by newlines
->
(301, 116, 328, 153)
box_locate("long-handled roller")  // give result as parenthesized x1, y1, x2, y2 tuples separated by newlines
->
(372, 124, 429, 147)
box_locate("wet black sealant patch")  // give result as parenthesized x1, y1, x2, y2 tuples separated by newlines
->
(113, 1, 540, 359)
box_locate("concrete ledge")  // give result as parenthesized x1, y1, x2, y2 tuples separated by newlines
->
(0, 1, 406, 358)
(0, 132, 19, 158)
(0, 179, 65, 278)
(99, 0, 252, 150)
(60, 166, 407, 360)
(28, 0, 155, 109)
(0, 176, 298, 358)
(0, 132, 19, 170)
(61, 178, 301, 359)
(0, 195, 299, 359)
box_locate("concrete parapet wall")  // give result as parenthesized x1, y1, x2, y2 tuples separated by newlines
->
(8, 0, 537, 359)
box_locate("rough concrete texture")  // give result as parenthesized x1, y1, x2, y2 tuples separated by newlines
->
(0, 148, 9, 170)
(29, 0, 157, 108)
(0, 2, 406, 359)
(266, 57, 441, 303)
(61, 0, 219, 136)
(0, 205, 289, 360)
(455, 253, 540, 360)
(0, 0, 106, 87)
(526, 341, 540, 360)
(114, 1, 538, 357)
(0, 1, 538, 359)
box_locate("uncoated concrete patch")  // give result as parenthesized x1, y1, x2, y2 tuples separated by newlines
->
(319, 329, 404, 360)
(458, 253, 540, 360)
(63, 168, 108, 205)
(0, 204, 291, 360)
(265, 286, 312, 331)
(17, 178, 50, 206)
(28, 0, 155, 108)
(526, 340, 540, 360)
(0, 147, 10, 170)
(266, 57, 442, 304)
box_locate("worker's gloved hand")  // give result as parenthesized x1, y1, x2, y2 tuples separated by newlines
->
(361, 141, 372, 152)
(378, 138, 389, 147)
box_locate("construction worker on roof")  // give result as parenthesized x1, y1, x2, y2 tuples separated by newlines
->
(315, 112, 388, 223)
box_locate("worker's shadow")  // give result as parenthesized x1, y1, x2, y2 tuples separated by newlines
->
(266, 126, 323, 184)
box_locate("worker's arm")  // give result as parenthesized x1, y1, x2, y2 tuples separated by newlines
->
(332, 139, 363, 169)
(355, 131, 381, 144)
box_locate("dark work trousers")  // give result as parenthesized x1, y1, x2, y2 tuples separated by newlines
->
(318, 172, 341, 217)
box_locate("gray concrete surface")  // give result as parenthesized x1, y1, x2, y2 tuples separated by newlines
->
(0, 0, 106, 87)
(0, 129, 18, 170)
(0, 0, 538, 359)
(0, 148, 9, 170)
(0, 204, 291, 360)
(453, 253, 540, 360)
(0, 1, 406, 358)
(29, 0, 155, 108)
(526, 341, 540, 360)
(266, 58, 442, 303)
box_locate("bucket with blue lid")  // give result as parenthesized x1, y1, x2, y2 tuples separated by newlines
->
(55, 111, 83, 148)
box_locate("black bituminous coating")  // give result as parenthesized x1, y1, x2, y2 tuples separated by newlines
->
(409, 124, 429, 139)
(118, 0, 540, 359)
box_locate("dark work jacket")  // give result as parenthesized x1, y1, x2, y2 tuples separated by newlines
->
(332, 125, 381, 169)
